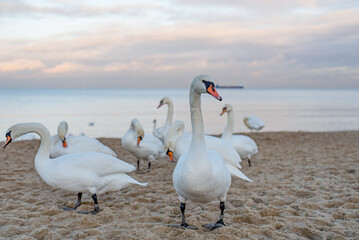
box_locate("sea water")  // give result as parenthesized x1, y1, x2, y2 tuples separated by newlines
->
(0, 88, 358, 139)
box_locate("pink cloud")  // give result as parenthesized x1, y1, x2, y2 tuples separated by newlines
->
(0, 59, 45, 72)
(43, 62, 88, 73)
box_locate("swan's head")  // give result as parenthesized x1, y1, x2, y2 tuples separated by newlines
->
(157, 97, 172, 109)
(130, 119, 144, 145)
(220, 104, 233, 116)
(57, 121, 68, 148)
(3, 123, 38, 148)
(165, 143, 174, 162)
(163, 120, 185, 162)
(3, 129, 13, 148)
(191, 75, 222, 101)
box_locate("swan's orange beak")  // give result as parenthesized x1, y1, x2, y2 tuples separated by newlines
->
(3, 132, 12, 148)
(137, 136, 142, 145)
(166, 149, 174, 162)
(62, 139, 67, 148)
(157, 102, 163, 109)
(207, 85, 222, 101)
(220, 108, 227, 116)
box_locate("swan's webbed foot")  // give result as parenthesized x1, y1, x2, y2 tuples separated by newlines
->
(60, 205, 79, 211)
(168, 223, 198, 230)
(77, 206, 100, 215)
(203, 219, 225, 230)
(60, 192, 82, 211)
(203, 201, 226, 230)
(77, 194, 100, 215)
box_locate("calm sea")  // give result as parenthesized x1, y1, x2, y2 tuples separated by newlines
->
(1, 88, 359, 139)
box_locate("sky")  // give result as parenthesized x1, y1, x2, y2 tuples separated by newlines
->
(0, 0, 358, 88)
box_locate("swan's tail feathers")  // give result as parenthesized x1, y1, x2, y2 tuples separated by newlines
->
(127, 175, 148, 186)
(226, 163, 253, 182)
(99, 174, 147, 194)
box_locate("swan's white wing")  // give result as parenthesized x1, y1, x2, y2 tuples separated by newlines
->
(54, 152, 135, 176)
(205, 135, 242, 167)
(153, 127, 165, 140)
(232, 135, 258, 159)
(50, 135, 117, 158)
(247, 116, 265, 129)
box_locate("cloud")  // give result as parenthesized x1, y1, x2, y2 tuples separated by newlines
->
(0, 59, 45, 72)
(43, 62, 89, 74)
(0, 1, 358, 88)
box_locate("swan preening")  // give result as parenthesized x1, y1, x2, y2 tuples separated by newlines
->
(243, 116, 265, 132)
(50, 121, 117, 158)
(3, 122, 146, 214)
(153, 97, 173, 143)
(122, 118, 164, 173)
(220, 104, 259, 166)
(168, 75, 232, 230)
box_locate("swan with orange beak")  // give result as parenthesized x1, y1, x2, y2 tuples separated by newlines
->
(122, 118, 164, 173)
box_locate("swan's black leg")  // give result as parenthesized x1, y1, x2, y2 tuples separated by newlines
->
(168, 203, 198, 229)
(147, 162, 151, 172)
(248, 158, 252, 167)
(60, 192, 82, 211)
(137, 159, 140, 171)
(203, 201, 226, 230)
(78, 194, 100, 215)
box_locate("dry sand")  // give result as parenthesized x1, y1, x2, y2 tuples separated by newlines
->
(0, 131, 358, 240)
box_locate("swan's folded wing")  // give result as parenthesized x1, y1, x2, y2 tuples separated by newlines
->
(153, 127, 164, 140)
(56, 152, 136, 176)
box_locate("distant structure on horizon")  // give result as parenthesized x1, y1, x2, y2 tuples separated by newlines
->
(215, 84, 244, 89)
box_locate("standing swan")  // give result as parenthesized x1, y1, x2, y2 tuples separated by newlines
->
(122, 119, 164, 173)
(243, 116, 265, 132)
(3, 122, 146, 214)
(220, 104, 258, 166)
(50, 121, 117, 158)
(169, 75, 231, 230)
(153, 97, 173, 143)
(165, 120, 251, 182)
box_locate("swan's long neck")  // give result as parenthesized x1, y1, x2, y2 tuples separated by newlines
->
(189, 88, 206, 149)
(222, 111, 234, 142)
(164, 101, 173, 128)
(14, 123, 51, 171)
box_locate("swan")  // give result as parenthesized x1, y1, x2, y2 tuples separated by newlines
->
(168, 75, 231, 230)
(243, 116, 265, 132)
(165, 120, 252, 182)
(50, 121, 117, 158)
(220, 104, 258, 167)
(122, 118, 164, 173)
(3, 122, 146, 214)
(153, 97, 173, 142)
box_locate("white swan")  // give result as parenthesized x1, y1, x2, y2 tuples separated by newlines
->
(165, 120, 252, 182)
(3, 122, 146, 214)
(153, 97, 173, 142)
(243, 116, 265, 132)
(220, 104, 258, 167)
(50, 121, 117, 158)
(168, 75, 231, 230)
(122, 118, 164, 173)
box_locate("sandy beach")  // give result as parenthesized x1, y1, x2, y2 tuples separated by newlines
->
(0, 131, 358, 240)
